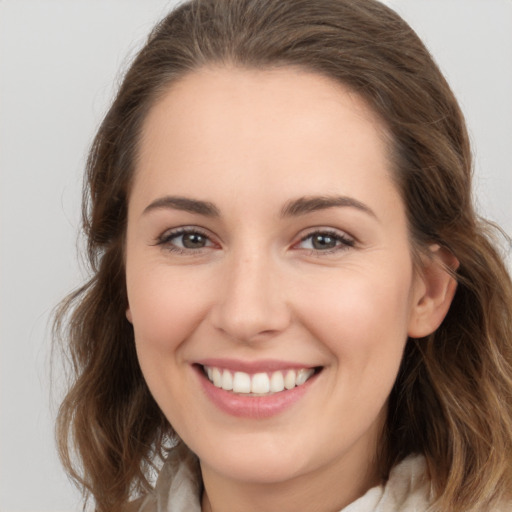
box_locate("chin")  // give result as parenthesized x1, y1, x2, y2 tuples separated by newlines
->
(205, 453, 310, 485)
(193, 430, 320, 485)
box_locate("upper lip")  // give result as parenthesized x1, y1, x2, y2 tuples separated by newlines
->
(195, 358, 319, 374)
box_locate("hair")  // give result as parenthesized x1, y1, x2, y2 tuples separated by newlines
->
(54, 0, 512, 511)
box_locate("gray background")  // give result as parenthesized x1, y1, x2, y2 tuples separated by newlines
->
(1, 1, 511, 510)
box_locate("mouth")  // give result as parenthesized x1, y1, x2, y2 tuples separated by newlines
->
(200, 364, 322, 396)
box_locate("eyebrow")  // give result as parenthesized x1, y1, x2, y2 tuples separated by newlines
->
(143, 196, 220, 217)
(142, 194, 376, 219)
(280, 195, 377, 219)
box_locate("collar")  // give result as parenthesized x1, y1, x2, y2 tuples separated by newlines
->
(138, 444, 432, 512)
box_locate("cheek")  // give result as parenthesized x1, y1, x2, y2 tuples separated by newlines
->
(126, 264, 210, 357)
(296, 265, 414, 368)
(126, 264, 214, 418)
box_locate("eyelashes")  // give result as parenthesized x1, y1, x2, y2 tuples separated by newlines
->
(155, 226, 355, 256)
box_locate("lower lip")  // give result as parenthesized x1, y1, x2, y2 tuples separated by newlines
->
(196, 367, 317, 419)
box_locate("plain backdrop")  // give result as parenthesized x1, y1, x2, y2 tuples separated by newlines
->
(1, 1, 511, 511)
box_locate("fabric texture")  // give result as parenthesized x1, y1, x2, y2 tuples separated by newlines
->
(135, 443, 434, 512)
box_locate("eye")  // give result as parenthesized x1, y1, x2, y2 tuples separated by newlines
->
(156, 227, 216, 253)
(296, 229, 355, 253)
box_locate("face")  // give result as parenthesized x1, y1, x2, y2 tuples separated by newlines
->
(125, 67, 429, 500)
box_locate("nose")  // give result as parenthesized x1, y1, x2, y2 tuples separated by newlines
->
(210, 251, 292, 343)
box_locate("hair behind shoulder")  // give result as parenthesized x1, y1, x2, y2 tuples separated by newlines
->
(54, 1, 512, 511)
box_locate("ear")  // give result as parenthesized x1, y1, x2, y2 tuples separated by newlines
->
(126, 307, 133, 324)
(408, 244, 459, 338)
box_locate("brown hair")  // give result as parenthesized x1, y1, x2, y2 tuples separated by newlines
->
(55, 1, 512, 511)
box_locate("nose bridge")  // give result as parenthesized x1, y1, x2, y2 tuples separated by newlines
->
(211, 243, 290, 342)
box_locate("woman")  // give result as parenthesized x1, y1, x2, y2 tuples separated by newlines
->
(55, 0, 512, 511)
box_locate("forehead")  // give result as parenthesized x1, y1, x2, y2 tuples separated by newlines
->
(132, 66, 398, 214)
(139, 65, 390, 155)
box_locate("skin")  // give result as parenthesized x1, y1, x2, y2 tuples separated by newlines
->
(125, 66, 457, 512)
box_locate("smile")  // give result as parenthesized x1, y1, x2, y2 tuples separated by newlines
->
(203, 365, 316, 395)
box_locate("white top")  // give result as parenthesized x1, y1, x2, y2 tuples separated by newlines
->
(135, 443, 435, 512)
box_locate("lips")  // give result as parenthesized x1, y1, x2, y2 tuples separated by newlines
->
(195, 360, 321, 418)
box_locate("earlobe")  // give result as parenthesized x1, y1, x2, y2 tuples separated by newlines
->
(126, 308, 133, 324)
(408, 245, 459, 338)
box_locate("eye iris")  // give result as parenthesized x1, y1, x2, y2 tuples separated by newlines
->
(312, 234, 337, 250)
(182, 233, 206, 249)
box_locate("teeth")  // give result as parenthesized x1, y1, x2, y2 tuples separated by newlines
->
(296, 369, 311, 386)
(204, 366, 315, 395)
(221, 369, 233, 391)
(284, 370, 296, 390)
(270, 371, 285, 392)
(233, 372, 251, 393)
(251, 373, 270, 394)
(212, 367, 222, 387)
